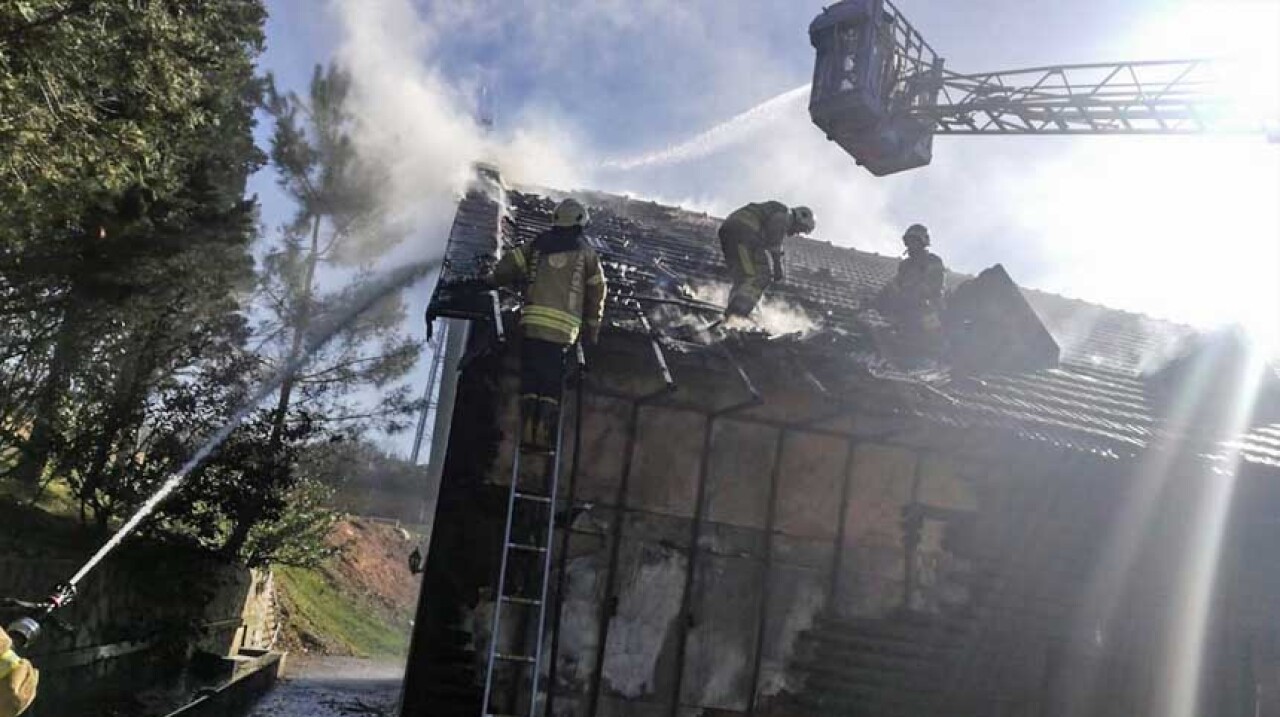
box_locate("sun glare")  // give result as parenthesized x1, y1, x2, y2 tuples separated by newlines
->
(1137, 0, 1280, 121)
(1028, 0, 1280, 350)
(1151, 1, 1280, 349)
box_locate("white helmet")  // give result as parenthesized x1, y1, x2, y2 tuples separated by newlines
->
(552, 198, 590, 228)
(791, 206, 815, 234)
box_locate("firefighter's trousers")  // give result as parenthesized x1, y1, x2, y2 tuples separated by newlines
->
(718, 221, 772, 318)
(519, 337, 567, 448)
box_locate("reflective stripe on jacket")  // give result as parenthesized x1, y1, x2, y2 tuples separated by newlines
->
(492, 227, 607, 345)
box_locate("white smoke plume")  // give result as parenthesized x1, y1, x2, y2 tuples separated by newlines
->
(686, 281, 817, 338)
(325, 0, 901, 268)
(329, 0, 586, 264)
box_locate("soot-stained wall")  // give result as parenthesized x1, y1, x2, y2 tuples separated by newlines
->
(406, 334, 1000, 717)
(405, 333, 1280, 717)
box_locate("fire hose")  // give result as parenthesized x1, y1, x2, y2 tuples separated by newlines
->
(1, 260, 439, 650)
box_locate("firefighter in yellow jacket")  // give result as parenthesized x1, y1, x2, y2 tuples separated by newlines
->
(0, 626, 37, 717)
(492, 198, 607, 448)
(718, 202, 815, 318)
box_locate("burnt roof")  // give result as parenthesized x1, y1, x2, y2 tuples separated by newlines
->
(435, 176, 1278, 469)
(511, 187, 1195, 373)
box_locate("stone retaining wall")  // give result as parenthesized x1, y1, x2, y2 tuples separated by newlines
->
(0, 544, 275, 716)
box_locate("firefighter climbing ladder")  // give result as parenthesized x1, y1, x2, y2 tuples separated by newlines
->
(480, 347, 583, 717)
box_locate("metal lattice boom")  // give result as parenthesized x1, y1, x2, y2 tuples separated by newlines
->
(809, 0, 1275, 175)
(922, 59, 1252, 135)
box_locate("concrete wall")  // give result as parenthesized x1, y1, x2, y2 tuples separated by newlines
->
(0, 546, 276, 716)
(409, 335, 1280, 717)
(530, 352, 1002, 717)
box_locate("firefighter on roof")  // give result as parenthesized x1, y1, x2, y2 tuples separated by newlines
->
(718, 202, 815, 319)
(491, 198, 607, 448)
(0, 626, 37, 717)
(876, 223, 946, 357)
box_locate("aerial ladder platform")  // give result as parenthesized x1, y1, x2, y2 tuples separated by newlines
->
(808, 0, 1278, 175)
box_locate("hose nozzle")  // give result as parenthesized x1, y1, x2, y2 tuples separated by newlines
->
(6, 617, 41, 649)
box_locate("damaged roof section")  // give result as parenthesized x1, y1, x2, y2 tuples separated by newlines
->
(428, 169, 1278, 467)
(507, 187, 1195, 374)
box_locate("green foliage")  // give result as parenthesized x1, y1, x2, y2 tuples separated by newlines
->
(241, 477, 342, 568)
(127, 360, 340, 566)
(254, 63, 423, 447)
(0, 9, 412, 572)
(0, 0, 268, 502)
(0, 0, 345, 568)
(0, 1, 267, 250)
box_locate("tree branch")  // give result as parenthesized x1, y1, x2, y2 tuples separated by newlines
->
(2, 0, 99, 47)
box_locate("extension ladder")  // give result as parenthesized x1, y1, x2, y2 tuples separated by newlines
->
(479, 388, 569, 717)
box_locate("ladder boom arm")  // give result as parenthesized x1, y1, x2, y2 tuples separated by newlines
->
(913, 59, 1259, 135)
(809, 0, 1276, 174)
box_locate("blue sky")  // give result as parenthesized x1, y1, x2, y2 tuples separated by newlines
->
(252, 0, 1279, 455)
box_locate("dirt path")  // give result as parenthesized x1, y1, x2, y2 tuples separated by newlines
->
(247, 656, 406, 717)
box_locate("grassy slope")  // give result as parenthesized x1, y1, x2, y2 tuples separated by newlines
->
(276, 564, 410, 657)
(275, 518, 422, 659)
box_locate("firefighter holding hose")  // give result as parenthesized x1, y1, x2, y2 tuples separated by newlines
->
(0, 625, 36, 716)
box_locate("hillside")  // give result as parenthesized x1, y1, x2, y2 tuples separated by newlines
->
(276, 518, 424, 659)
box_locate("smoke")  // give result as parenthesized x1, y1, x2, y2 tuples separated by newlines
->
(756, 296, 819, 337)
(598, 94, 904, 260)
(323, 0, 1276, 352)
(329, 0, 586, 265)
(686, 281, 817, 337)
(325, 0, 902, 268)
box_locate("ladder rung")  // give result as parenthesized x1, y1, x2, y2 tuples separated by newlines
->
(514, 491, 552, 504)
(500, 595, 542, 606)
(507, 542, 548, 553)
(495, 652, 536, 664)
(519, 445, 557, 456)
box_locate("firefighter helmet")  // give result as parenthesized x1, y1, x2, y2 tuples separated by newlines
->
(552, 198, 590, 228)
(903, 223, 930, 246)
(790, 206, 816, 234)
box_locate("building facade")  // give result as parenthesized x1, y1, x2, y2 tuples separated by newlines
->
(401, 170, 1280, 717)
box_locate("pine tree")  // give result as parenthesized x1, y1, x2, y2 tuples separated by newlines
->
(222, 64, 422, 555)
(0, 0, 268, 488)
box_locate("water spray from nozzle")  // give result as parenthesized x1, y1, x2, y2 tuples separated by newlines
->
(3, 259, 440, 642)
